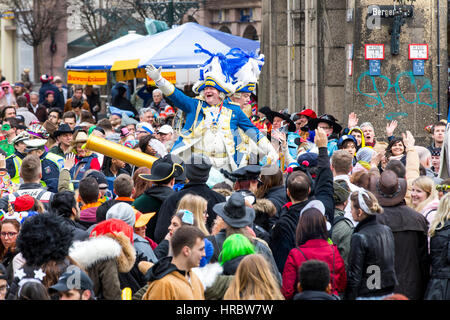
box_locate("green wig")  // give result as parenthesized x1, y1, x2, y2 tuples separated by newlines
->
(219, 233, 255, 266)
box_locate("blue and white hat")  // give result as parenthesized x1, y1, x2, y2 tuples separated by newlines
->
(192, 44, 236, 95)
(227, 48, 264, 93)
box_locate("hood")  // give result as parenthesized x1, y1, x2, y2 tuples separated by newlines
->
(69, 233, 136, 273)
(192, 262, 223, 289)
(222, 255, 246, 276)
(294, 290, 339, 300)
(144, 185, 174, 202)
(144, 256, 178, 282)
(349, 127, 366, 148)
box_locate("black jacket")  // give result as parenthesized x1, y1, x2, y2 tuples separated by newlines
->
(345, 215, 397, 300)
(63, 217, 89, 242)
(424, 222, 450, 300)
(264, 185, 288, 217)
(144, 256, 179, 282)
(269, 146, 335, 273)
(154, 182, 226, 243)
(293, 291, 340, 300)
(133, 185, 175, 241)
(377, 202, 430, 300)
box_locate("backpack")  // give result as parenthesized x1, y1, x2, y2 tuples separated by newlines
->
(329, 215, 354, 238)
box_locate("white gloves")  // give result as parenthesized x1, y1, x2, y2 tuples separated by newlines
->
(145, 64, 162, 82)
(145, 64, 174, 96)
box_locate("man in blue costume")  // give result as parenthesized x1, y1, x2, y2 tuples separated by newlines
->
(145, 47, 278, 172)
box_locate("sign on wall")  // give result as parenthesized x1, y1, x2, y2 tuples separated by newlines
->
(408, 44, 428, 60)
(365, 44, 385, 60)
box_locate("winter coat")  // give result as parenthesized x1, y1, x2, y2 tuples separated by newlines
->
(27, 103, 48, 123)
(70, 154, 101, 190)
(69, 234, 136, 300)
(331, 208, 354, 269)
(424, 222, 450, 300)
(133, 233, 158, 263)
(141, 256, 204, 300)
(0, 183, 54, 211)
(281, 239, 347, 300)
(263, 185, 288, 218)
(154, 182, 226, 243)
(377, 202, 430, 300)
(192, 263, 233, 300)
(62, 217, 89, 242)
(133, 185, 175, 241)
(39, 82, 64, 110)
(293, 291, 340, 300)
(345, 215, 397, 300)
(96, 197, 134, 223)
(269, 147, 335, 274)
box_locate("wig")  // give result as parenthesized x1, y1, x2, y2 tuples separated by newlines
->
(219, 233, 255, 266)
(16, 213, 73, 267)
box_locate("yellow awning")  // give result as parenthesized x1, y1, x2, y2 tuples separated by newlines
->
(110, 59, 140, 71)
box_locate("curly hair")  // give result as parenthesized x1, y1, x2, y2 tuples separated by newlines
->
(16, 213, 73, 267)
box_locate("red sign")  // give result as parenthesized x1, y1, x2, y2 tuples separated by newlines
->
(364, 44, 385, 60)
(408, 44, 428, 60)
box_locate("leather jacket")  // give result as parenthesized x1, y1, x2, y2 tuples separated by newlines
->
(345, 215, 398, 299)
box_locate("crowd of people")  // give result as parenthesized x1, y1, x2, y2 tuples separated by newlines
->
(0, 66, 449, 302)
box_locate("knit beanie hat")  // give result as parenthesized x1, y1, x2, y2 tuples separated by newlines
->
(356, 147, 375, 162)
(106, 202, 136, 227)
(186, 154, 212, 183)
(199, 238, 214, 267)
(333, 180, 350, 205)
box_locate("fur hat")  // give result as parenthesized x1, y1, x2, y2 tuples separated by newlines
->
(16, 213, 73, 266)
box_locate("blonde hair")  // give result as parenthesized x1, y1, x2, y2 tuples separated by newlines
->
(350, 189, 383, 215)
(429, 193, 450, 237)
(223, 254, 284, 300)
(176, 194, 209, 235)
(412, 176, 437, 213)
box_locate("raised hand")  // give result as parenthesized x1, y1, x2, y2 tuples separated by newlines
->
(0, 154, 5, 169)
(314, 128, 328, 148)
(386, 120, 398, 137)
(348, 112, 359, 129)
(145, 64, 162, 82)
(402, 130, 415, 149)
(64, 153, 76, 171)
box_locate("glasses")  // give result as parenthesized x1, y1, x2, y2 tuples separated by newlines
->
(0, 284, 9, 292)
(0, 232, 18, 238)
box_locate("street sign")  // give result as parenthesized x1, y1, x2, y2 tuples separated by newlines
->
(365, 44, 385, 60)
(412, 60, 425, 76)
(1, 11, 14, 20)
(369, 60, 381, 76)
(408, 44, 428, 60)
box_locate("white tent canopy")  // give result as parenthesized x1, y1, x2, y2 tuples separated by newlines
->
(64, 23, 260, 71)
(65, 32, 145, 70)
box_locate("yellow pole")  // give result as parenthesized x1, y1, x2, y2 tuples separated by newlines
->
(85, 135, 158, 168)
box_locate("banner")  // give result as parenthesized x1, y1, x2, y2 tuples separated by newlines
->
(67, 71, 107, 85)
(147, 72, 177, 85)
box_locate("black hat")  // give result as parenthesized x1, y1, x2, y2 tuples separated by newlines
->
(307, 114, 343, 134)
(140, 157, 184, 182)
(85, 170, 109, 189)
(213, 192, 255, 228)
(186, 154, 212, 183)
(258, 106, 296, 132)
(221, 165, 261, 183)
(161, 154, 186, 184)
(48, 266, 95, 296)
(54, 123, 74, 138)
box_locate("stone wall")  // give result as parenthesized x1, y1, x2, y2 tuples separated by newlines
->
(259, 0, 448, 145)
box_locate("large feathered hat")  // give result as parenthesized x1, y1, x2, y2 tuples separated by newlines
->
(227, 48, 264, 93)
(192, 43, 236, 96)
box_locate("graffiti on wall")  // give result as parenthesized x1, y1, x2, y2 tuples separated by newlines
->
(357, 71, 437, 118)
